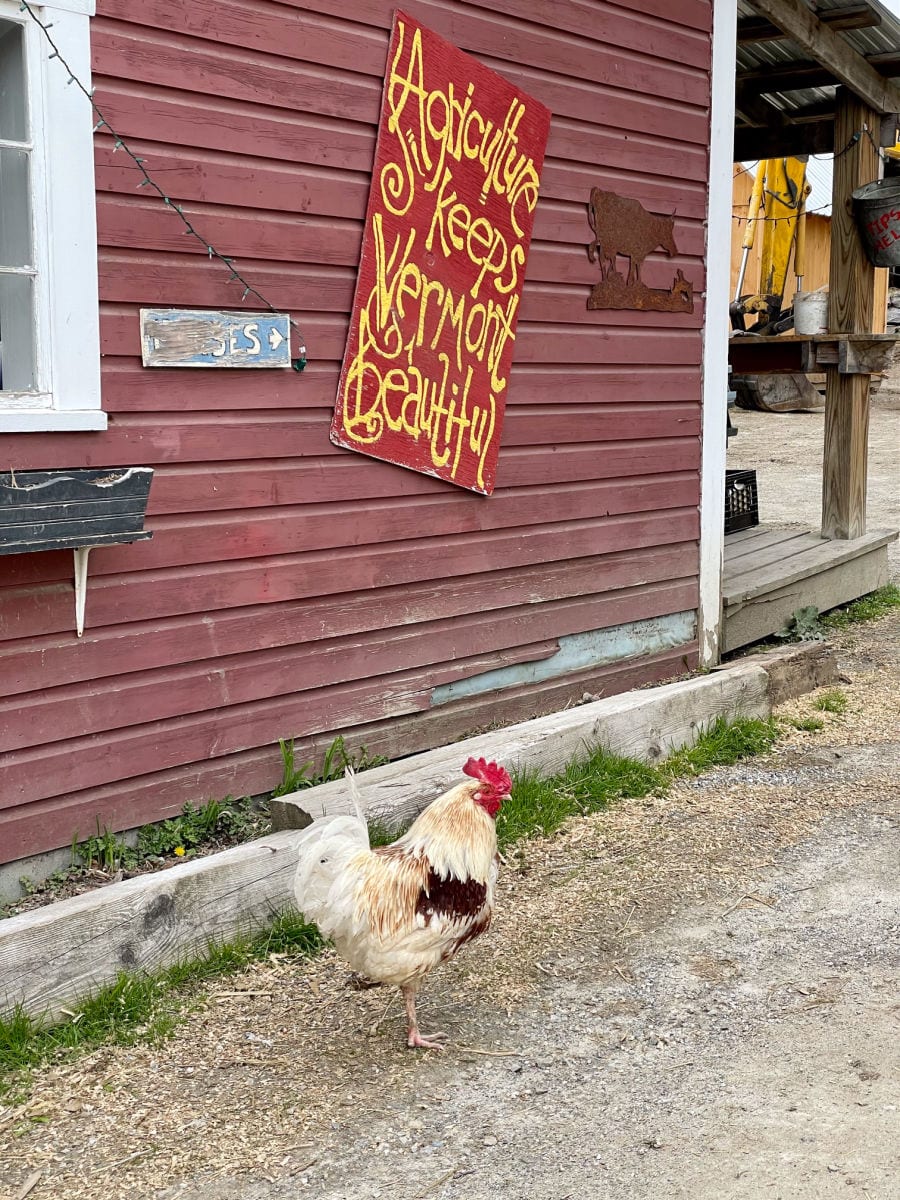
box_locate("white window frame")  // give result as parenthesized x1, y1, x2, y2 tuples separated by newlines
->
(0, 0, 103, 432)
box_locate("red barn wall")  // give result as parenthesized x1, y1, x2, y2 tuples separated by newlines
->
(0, 0, 710, 864)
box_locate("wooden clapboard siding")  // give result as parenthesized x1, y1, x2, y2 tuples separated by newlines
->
(95, 364, 703, 412)
(91, 361, 704, 414)
(7, 407, 701, 473)
(0, 508, 700, 594)
(98, 306, 704, 361)
(93, 138, 711, 230)
(0, 480, 700, 580)
(0, 0, 712, 863)
(1, 579, 698, 757)
(0, 533, 699, 642)
(1, 545, 698, 695)
(0, 641, 697, 865)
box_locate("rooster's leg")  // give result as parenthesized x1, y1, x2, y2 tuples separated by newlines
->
(401, 985, 447, 1051)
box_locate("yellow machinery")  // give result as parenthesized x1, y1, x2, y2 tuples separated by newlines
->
(730, 157, 812, 334)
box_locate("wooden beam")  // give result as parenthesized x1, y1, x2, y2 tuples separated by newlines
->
(729, 332, 895, 376)
(273, 668, 772, 832)
(733, 119, 834, 161)
(0, 831, 306, 1024)
(821, 89, 881, 540)
(748, 0, 900, 114)
(737, 54, 900, 96)
(737, 4, 879, 44)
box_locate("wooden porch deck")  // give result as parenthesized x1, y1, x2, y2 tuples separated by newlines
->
(722, 525, 898, 652)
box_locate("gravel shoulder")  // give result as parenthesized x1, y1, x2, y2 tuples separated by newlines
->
(1, 612, 897, 1200)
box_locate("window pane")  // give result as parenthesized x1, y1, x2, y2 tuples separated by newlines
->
(0, 20, 28, 143)
(0, 146, 32, 267)
(0, 272, 36, 390)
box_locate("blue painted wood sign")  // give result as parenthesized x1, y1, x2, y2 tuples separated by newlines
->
(140, 308, 293, 368)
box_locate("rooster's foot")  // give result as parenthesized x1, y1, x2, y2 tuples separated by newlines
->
(407, 1028, 448, 1051)
(402, 985, 447, 1050)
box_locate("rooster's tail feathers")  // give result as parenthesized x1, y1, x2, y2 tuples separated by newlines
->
(293, 797, 369, 935)
(345, 764, 366, 824)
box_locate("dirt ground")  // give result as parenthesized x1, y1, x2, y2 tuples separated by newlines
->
(1, 609, 897, 1200)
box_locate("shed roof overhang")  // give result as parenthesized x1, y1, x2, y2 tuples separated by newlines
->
(734, 0, 900, 161)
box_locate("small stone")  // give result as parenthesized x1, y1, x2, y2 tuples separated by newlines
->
(482, 1135, 498, 1147)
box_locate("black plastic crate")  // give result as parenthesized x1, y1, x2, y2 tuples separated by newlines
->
(725, 469, 759, 534)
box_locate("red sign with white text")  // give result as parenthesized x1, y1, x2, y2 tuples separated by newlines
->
(331, 13, 551, 495)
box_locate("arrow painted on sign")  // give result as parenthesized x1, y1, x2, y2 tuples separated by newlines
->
(268, 328, 285, 350)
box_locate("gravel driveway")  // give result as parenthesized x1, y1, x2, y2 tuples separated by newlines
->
(242, 801, 896, 1200)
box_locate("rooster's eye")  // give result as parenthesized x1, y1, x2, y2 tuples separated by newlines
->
(473, 791, 482, 801)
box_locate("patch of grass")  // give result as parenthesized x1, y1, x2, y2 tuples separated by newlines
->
(272, 734, 387, 798)
(497, 717, 779, 849)
(0, 912, 320, 1100)
(661, 716, 780, 778)
(498, 747, 663, 849)
(813, 688, 848, 714)
(821, 584, 900, 629)
(782, 715, 825, 733)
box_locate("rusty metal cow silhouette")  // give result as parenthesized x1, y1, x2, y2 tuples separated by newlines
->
(586, 188, 678, 285)
(585, 188, 692, 314)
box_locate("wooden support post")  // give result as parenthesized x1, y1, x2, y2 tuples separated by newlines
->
(821, 89, 880, 540)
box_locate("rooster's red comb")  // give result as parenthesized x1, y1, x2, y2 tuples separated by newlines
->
(462, 757, 511, 794)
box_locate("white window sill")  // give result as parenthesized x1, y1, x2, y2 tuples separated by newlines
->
(0, 409, 108, 432)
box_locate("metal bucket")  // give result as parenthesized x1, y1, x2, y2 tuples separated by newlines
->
(851, 177, 900, 267)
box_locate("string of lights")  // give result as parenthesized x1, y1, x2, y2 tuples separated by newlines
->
(731, 202, 833, 224)
(19, 0, 307, 371)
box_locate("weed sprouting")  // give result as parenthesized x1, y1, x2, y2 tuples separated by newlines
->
(782, 715, 825, 733)
(813, 689, 848, 714)
(73, 822, 138, 873)
(272, 735, 386, 797)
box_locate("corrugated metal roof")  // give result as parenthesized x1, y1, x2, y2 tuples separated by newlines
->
(736, 1, 900, 213)
(737, 0, 900, 118)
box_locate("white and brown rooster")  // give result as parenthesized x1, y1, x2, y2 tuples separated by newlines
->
(293, 757, 511, 1049)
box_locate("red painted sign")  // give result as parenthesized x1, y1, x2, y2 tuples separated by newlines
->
(866, 206, 900, 253)
(331, 12, 551, 495)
